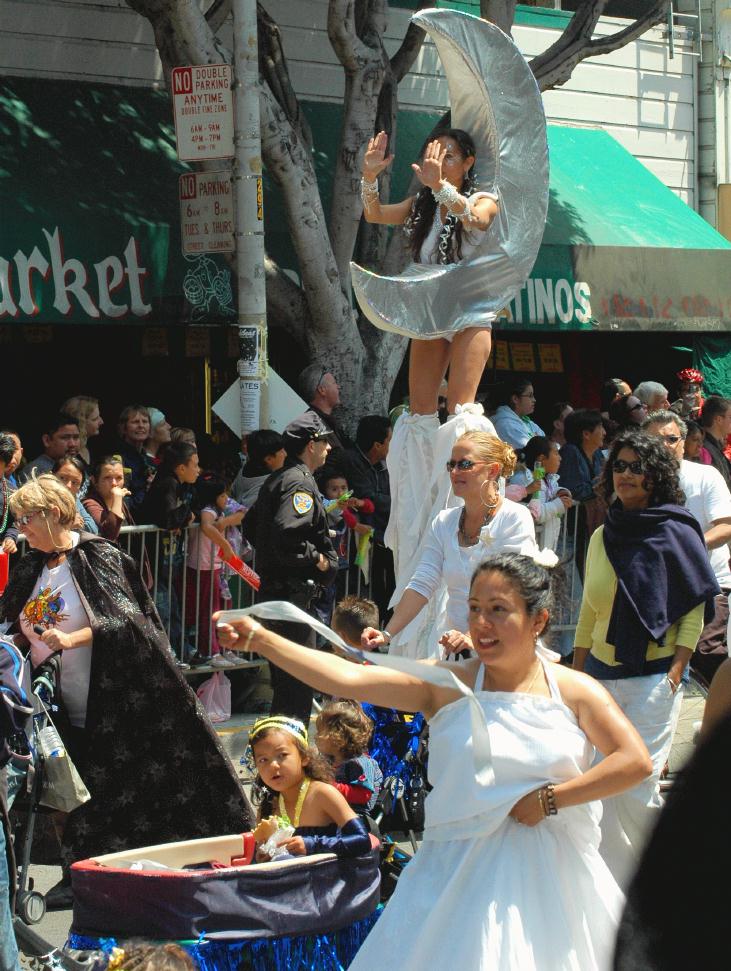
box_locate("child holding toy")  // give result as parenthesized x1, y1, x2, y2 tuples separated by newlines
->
(521, 436, 573, 551)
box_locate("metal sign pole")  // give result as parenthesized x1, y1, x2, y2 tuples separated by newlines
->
(233, 0, 267, 435)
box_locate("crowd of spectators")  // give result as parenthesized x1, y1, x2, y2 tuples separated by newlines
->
(1, 367, 730, 673)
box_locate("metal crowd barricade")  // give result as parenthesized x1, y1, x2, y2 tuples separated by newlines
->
(14, 511, 586, 657)
(116, 524, 264, 673)
(536, 502, 587, 645)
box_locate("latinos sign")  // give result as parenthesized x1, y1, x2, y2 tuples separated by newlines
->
(179, 173, 235, 255)
(172, 64, 234, 161)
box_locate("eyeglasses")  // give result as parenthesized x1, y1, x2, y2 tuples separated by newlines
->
(629, 403, 646, 412)
(16, 510, 44, 527)
(446, 459, 485, 472)
(612, 459, 644, 475)
(519, 393, 536, 400)
(660, 434, 682, 445)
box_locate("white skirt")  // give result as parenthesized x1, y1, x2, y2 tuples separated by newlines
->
(351, 816, 623, 971)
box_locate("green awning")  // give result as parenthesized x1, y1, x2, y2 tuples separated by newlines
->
(0, 77, 235, 326)
(517, 125, 731, 332)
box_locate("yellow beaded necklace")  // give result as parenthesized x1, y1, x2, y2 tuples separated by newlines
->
(278, 778, 310, 828)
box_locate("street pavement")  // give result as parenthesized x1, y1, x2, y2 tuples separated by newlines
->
(20, 683, 705, 953)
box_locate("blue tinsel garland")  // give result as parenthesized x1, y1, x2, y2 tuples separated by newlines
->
(362, 705, 425, 789)
(69, 907, 382, 971)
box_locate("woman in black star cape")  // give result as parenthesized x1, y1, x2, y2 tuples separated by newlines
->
(0, 477, 253, 875)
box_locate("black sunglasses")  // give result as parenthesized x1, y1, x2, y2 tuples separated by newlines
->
(612, 459, 644, 475)
(446, 459, 485, 472)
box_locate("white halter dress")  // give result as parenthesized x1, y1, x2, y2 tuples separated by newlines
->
(350, 659, 624, 971)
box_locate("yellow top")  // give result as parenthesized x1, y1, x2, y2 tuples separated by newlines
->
(573, 526, 705, 665)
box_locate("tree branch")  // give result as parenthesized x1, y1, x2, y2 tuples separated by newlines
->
(328, 0, 367, 73)
(257, 2, 313, 153)
(479, 0, 517, 35)
(327, 0, 389, 292)
(259, 82, 357, 351)
(389, 0, 428, 82)
(588, 2, 669, 57)
(530, 0, 668, 92)
(126, 0, 229, 81)
(205, 0, 231, 34)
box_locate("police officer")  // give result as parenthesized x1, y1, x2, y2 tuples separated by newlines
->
(244, 413, 338, 722)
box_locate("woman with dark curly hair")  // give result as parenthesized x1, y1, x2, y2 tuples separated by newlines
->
(572, 430, 719, 889)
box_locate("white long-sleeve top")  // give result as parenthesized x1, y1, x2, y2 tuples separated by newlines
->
(406, 500, 536, 633)
(527, 473, 567, 552)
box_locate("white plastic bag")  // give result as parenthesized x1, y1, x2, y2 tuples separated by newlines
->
(196, 670, 231, 723)
(260, 824, 295, 861)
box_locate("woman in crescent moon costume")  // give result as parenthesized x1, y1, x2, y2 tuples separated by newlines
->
(361, 130, 501, 656)
(354, 9, 548, 657)
(361, 127, 498, 418)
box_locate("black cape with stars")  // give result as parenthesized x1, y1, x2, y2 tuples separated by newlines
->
(0, 534, 253, 867)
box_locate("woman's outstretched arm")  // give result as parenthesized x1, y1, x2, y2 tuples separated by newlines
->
(215, 612, 443, 716)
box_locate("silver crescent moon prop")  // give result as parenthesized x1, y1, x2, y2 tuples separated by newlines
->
(350, 8, 549, 339)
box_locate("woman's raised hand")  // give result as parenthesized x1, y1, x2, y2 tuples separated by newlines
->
(362, 131, 394, 180)
(411, 139, 446, 190)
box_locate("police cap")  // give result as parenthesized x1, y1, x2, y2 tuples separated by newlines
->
(282, 412, 334, 454)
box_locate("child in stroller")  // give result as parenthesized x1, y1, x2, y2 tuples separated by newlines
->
(330, 599, 430, 855)
(315, 700, 383, 812)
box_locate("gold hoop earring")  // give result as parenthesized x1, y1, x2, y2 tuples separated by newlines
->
(479, 478, 499, 510)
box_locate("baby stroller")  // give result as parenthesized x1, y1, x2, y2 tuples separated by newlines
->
(363, 705, 430, 856)
(1, 639, 102, 970)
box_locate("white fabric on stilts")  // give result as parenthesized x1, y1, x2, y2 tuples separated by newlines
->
(384, 411, 440, 605)
(384, 404, 497, 660)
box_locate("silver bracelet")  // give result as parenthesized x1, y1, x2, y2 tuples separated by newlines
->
(432, 180, 470, 216)
(360, 176, 379, 207)
(381, 629, 393, 644)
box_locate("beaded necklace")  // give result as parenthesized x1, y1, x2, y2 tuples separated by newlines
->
(278, 778, 310, 828)
(458, 506, 496, 546)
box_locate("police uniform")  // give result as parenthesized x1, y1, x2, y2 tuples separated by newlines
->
(244, 414, 338, 722)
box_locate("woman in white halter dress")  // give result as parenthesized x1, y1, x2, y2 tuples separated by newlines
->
(217, 553, 652, 971)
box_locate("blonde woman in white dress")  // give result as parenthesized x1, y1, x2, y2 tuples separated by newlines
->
(363, 431, 535, 659)
(217, 552, 652, 971)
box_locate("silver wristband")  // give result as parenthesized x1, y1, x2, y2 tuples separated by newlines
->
(432, 181, 470, 216)
(381, 629, 393, 644)
(360, 176, 379, 207)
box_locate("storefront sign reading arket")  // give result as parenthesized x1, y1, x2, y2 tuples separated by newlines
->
(172, 65, 234, 162)
(179, 172, 235, 255)
(0, 227, 151, 320)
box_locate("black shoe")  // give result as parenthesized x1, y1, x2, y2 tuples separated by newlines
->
(44, 877, 73, 910)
